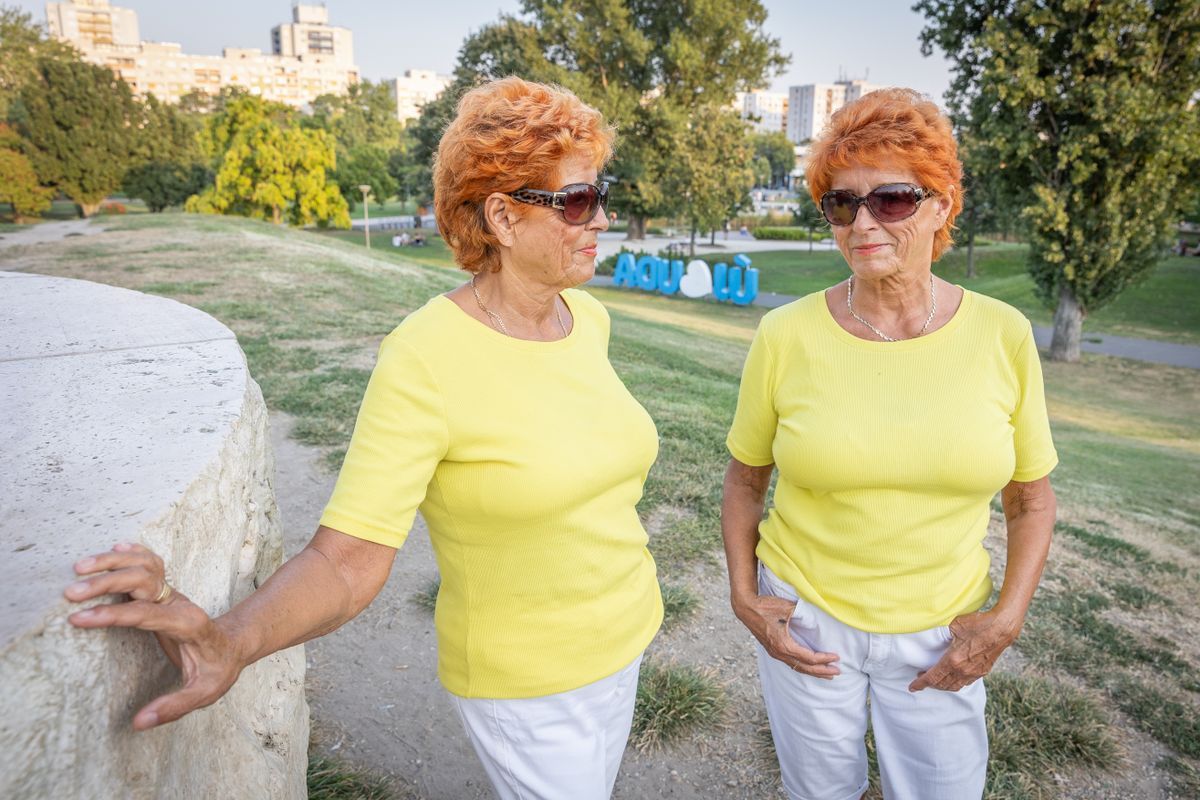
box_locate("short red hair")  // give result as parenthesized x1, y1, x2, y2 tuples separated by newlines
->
(433, 77, 615, 273)
(805, 88, 963, 261)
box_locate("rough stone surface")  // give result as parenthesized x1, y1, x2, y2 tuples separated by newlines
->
(0, 271, 309, 799)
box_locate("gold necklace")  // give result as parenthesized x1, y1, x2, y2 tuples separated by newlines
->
(847, 275, 936, 342)
(471, 274, 568, 339)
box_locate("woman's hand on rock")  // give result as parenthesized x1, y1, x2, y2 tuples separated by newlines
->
(908, 608, 1020, 693)
(65, 542, 245, 730)
(733, 593, 840, 679)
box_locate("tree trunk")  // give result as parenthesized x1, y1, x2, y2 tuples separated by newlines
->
(625, 214, 647, 240)
(1049, 282, 1084, 362)
(689, 225, 697, 258)
(808, 225, 814, 252)
(710, 228, 716, 246)
(272, 206, 282, 225)
(77, 202, 101, 218)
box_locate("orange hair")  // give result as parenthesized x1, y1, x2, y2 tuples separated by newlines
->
(433, 77, 615, 273)
(805, 88, 963, 261)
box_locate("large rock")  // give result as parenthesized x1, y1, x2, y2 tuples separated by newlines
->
(0, 271, 309, 799)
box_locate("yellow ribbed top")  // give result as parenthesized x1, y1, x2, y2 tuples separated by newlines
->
(727, 288, 1058, 633)
(321, 289, 663, 698)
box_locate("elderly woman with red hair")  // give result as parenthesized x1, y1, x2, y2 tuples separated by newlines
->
(65, 77, 662, 799)
(722, 88, 1058, 800)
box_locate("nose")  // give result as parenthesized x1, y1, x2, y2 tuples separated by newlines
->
(850, 199, 880, 232)
(588, 203, 609, 232)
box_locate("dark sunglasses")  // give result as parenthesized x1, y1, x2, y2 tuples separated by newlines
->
(510, 181, 610, 225)
(820, 183, 934, 226)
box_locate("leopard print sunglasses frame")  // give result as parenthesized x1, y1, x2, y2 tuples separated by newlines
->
(509, 181, 610, 225)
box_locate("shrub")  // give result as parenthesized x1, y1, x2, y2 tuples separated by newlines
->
(754, 226, 826, 241)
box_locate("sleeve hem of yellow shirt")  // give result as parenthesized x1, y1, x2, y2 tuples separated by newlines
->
(726, 439, 776, 467)
(318, 510, 407, 550)
(1011, 456, 1058, 483)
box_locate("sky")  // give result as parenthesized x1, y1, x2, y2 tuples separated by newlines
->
(14, 1, 954, 101)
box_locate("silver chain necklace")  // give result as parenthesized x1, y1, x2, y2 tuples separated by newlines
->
(471, 274, 568, 339)
(846, 275, 937, 342)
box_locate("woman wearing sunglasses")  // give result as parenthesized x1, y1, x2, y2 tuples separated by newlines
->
(65, 77, 660, 799)
(722, 88, 1058, 799)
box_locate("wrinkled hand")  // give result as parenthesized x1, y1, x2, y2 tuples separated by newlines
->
(733, 593, 840, 679)
(909, 609, 1020, 693)
(64, 542, 244, 730)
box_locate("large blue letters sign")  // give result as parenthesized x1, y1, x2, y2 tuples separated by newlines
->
(612, 252, 758, 305)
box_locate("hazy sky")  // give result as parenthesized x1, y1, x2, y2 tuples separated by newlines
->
(14, 1, 954, 101)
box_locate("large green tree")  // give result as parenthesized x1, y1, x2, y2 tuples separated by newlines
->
(751, 130, 795, 189)
(0, 124, 51, 219)
(187, 95, 349, 228)
(18, 56, 139, 216)
(406, 1, 787, 238)
(0, 7, 78, 121)
(916, 0, 1200, 361)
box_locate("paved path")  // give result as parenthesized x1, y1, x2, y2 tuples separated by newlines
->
(0, 219, 103, 248)
(588, 275, 1200, 370)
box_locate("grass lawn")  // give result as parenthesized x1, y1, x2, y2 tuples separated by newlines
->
(313, 228, 459, 273)
(698, 244, 1200, 345)
(8, 213, 1197, 797)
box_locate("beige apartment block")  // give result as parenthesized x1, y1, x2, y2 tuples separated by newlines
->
(388, 69, 451, 123)
(45, 0, 359, 106)
(786, 79, 877, 144)
(735, 89, 789, 135)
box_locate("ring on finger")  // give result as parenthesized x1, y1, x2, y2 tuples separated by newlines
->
(152, 581, 174, 604)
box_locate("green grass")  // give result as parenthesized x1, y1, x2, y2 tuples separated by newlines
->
(631, 660, 726, 751)
(314, 228, 460, 272)
(659, 581, 700, 629)
(307, 754, 397, 800)
(14, 211, 1200, 788)
(410, 576, 440, 613)
(721, 244, 1200, 344)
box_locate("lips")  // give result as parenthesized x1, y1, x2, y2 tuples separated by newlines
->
(578, 246, 597, 256)
(853, 243, 888, 254)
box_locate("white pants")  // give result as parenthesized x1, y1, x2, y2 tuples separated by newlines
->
(757, 564, 987, 800)
(448, 654, 643, 800)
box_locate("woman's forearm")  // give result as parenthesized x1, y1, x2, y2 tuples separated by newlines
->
(721, 458, 773, 609)
(218, 527, 395, 669)
(993, 477, 1057, 633)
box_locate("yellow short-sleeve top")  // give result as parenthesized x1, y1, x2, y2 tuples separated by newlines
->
(321, 289, 663, 698)
(726, 288, 1058, 633)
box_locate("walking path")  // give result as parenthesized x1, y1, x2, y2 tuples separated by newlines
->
(587, 275, 1200, 370)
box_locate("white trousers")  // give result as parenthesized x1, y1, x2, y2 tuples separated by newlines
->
(757, 564, 987, 800)
(448, 654, 643, 800)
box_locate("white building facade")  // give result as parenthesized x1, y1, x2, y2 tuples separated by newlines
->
(45, 0, 359, 106)
(786, 79, 877, 144)
(736, 90, 788, 135)
(388, 69, 451, 123)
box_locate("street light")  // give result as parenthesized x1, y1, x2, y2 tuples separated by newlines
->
(358, 184, 372, 249)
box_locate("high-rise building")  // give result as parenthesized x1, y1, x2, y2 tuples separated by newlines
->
(736, 90, 788, 135)
(45, 0, 359, 107)
(388, 69, 451, 123)
(786, 79, 877, 144)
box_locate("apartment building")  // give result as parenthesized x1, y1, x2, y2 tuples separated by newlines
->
(45, 0, 359, 106)
(388, 69, 452, 123)
(735, 90, 788, 135)
(786, 79, 877, 144)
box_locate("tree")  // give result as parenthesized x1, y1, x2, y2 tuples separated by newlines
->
(309, 79, 403, 154)
(0, 7, 78, 121)
(410, 1, 788, 239)
(751, 130, 795, 189)
(18, 56, 140, 216)
(916, 0, 1200, 361)
(660, 108, 756, 255)
(792, 189, 824, 252)
(0, 124, 51, 220)
(122, 161, 210, 212)
(336, 144, 397, 212)
(187, 95, 349, 228)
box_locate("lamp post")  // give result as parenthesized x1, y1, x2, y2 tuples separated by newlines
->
(358, 184, 372, 249)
